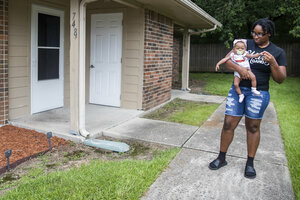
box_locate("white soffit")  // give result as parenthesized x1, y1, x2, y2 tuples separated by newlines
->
(135, 0, 222, 29)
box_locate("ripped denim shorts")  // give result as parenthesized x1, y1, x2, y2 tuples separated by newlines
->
(225, 85, 270, 119)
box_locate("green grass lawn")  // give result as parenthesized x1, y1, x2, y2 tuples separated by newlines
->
(269, 77, 300, 200)
(190, 72, 300, 199)
(189, 73, 233, 96)
(144, 98, 219, 126)
(0, 149, 179, 200)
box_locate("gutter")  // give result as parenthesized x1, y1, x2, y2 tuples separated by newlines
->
(111, 0, 142, 9)
(175, 0, 222, 28)
(189, 24, 218, 35)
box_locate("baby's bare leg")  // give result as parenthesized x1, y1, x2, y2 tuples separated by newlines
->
(233, 76, 242, 95)
(247, 70, 257, 88)
(247, 69, 260, 95)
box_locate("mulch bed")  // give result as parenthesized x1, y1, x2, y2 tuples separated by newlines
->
(0, 125, 69, 174)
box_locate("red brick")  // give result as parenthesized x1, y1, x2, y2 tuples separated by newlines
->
(142, 9, 173, 110)
(0, 0, 8, 125)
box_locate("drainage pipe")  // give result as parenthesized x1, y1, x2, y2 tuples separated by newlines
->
(79, 0, 97, 137)
(76, 0, 131, 153)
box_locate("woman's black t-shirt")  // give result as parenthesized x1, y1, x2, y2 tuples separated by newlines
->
(239, 39, 287, 91)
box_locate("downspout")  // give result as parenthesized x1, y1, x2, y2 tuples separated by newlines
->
(78, 0, 130, 153)
(79, 0, 97, 137)
(180, 24, 217, 91)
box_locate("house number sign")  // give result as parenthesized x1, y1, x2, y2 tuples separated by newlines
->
(72, 12, 78, 39)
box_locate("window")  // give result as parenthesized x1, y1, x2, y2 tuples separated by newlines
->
(37, 13, 60, 80)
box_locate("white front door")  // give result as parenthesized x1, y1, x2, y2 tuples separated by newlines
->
(31, 5, 64, 114)
(90, 13, 123, 107)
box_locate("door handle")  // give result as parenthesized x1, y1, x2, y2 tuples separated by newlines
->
(90, 65, 95, 69)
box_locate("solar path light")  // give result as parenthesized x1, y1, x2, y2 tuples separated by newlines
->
(5, 149, 12, 171)
(47, 132, 53, 151)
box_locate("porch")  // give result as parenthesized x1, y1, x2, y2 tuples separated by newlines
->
(9, 90, 188, 142)
(10, 104, 143, 143)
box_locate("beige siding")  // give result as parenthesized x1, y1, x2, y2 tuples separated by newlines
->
(9, 67, 27, 78)
(8, 0, 30, 119)
(9, 97, 29, 109)
(86, 1, 144, 109)
(121, 8, 144, 109)
(9, 87, 27, 99)
(63, 5, 70, 107)
(8, 0, 70, 120)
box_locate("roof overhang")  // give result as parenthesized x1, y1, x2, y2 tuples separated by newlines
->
(135, 0, 222, 29)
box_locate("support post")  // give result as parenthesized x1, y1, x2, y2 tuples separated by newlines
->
(70, 0, 96, 137)
(181, 28, 191, 91)
(69, 0, 80, 135)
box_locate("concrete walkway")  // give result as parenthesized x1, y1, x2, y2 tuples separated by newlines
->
(103, 92, 294, 200)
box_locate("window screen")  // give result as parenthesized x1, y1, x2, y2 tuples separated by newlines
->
(37, 13, 60, 81)
(38, 13, 60, 47)
(38, 49, 59, 80)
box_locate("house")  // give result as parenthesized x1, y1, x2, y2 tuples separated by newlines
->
(0, 0, 221, 137)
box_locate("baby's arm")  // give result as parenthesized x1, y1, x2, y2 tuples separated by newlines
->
(246, 52, 263, 59)
(216, 56, 231, 71)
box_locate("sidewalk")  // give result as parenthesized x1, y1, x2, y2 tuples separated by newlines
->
(103, 91, 294, 200)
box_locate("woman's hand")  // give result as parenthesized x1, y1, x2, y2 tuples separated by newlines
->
(262, 51, 286, 83)
(262, 51, 276, 65)
(238, 67, 251, 79)
(225, 59, 251, 79)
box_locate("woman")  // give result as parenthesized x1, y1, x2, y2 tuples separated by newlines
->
(208, 18, 287, 179)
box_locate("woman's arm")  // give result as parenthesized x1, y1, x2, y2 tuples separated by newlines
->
(262, 51, 286, 83)
(225, 51, 251, 79)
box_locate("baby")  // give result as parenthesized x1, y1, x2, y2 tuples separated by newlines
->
(216, 39, 263, 103)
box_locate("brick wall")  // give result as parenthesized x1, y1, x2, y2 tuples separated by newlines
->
(0, 0, 8, 125)
(172, 35, 182, 84)
(143, 9, 173, 110)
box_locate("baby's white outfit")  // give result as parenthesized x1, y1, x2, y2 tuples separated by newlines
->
(230, 52, 250, 78)
(231, 39, 260, 101)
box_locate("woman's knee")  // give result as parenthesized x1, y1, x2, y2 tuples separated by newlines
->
(247, 123, 260, 134)
(245, 118, 261, 134)
(223, 120, 235, 131)
(223, 116, 241, 132)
